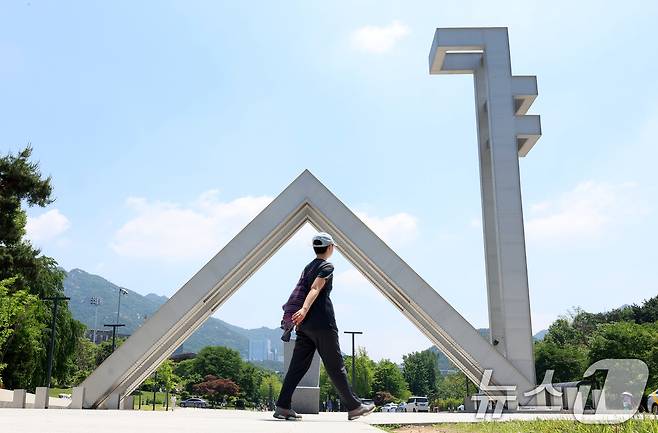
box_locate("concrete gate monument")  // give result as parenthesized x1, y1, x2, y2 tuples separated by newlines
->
(78, 27, 541, 411)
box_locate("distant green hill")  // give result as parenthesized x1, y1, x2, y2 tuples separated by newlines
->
(63, 268, 283, 364)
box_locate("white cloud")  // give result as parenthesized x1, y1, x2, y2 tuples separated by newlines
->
(111, 191, 421, 262)
(350, 21, 409, 53)
(111, 192, 273, 261)
(525, 181, 647, 243)
(25, 209, 71, 242)
(355, 211, 419, 245)
(335, 268, 367, 287)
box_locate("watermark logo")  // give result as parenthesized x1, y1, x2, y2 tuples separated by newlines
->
(469, 359, 649, 424)
(573, 358, 648, 424)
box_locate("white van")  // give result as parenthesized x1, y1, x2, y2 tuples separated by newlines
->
(405, 396, 429, 412)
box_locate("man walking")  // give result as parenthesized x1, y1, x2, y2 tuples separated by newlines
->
(273, 232, 375, 421)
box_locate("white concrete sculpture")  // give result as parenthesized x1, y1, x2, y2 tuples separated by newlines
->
(81, 170, 535, 409)
(80, 26, 541, 410)
(429, 27, 540, 390)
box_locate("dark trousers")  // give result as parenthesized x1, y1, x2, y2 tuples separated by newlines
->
(276, 326, 362, 411)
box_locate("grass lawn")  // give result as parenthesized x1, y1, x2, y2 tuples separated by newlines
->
(378, 419, 658, 433)
(48, 387, 72, 398)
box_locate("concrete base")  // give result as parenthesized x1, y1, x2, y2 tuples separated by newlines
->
(283, 339, 321, 414)
(283, 340, 321, 387)
(463, 395, 477, 412)
(548, 391, 563, 409)
(34, 387, 48, 409)
(11, 389, 27, 408)
(563, 388, 587, 411)
(70, 387, 84, 409)
(593, 390, 606, 412)
(103, 393, 120, 410)
(120, 395, 134, 410)
(291, 386, 320, 414)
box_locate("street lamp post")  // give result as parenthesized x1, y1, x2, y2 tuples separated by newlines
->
(116, 287, 128, 325)
(106, 288, 128, 352)
(343, 331, 363, 390)
(43, 295, 70, 388)
(152, 371, 158, 411)
(104, 323, 125, 352)
(90, 296, 102, 344)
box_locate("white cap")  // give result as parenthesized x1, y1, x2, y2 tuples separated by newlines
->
(312, 232, 337, 247)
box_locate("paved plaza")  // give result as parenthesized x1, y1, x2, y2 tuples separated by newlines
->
(2, 408, 655, 433)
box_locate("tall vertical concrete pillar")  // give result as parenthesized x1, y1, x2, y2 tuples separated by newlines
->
(430, 27, 541, 392)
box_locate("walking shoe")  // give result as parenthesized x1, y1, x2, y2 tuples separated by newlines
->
(348, 403, 376, 421)
(273, 406, 302, 420)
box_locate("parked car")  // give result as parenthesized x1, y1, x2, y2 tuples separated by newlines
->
(396, 402, 407, 412)
(179, 397, 209, 408)
(405, 396, 429, 412)
(648, 389, 658, 414)
(380, 403, 398, 412)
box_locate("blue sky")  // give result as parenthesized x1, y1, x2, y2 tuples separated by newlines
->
(2, 1, 657, 362)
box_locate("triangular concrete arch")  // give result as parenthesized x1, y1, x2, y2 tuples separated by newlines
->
(81, 170, 534, 408)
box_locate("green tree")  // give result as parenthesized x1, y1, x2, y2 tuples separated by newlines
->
(0, 277, 45, 387)
(258, 372, 282, 406)
(534, 340, 588, 383)
(543, 316, 585, 346)
(631, 296, 658, 324)
(192, 346, 243, 383)
(344, 347, 375, 398)
(68, 337, 99, 385)
(173, 358, 202, 396)
(319, 363, 339, 404)
(155, 360, 180, 395)
(372, 359, 408, 399)
(402, 350, 438, 397)
(0, 146, 85, 389)
(588, 321, 658, 392)
(95, 338, 126, 367)
(238, 363, 263, 403)
(435, 371, 469, 400)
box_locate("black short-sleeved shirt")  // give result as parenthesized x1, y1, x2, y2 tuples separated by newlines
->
(299, 258, 337, 331)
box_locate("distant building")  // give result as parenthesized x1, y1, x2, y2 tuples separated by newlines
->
(248, 338, 272, 361)
(85, 329, 130, 344)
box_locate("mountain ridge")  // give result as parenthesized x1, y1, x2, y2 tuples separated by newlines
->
(63, 268, 283, 360)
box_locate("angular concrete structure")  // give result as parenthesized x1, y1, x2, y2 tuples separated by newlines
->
(81, 169, 535, 409)
(80, 26, 542, 410)
(430, 27, 540, 389)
